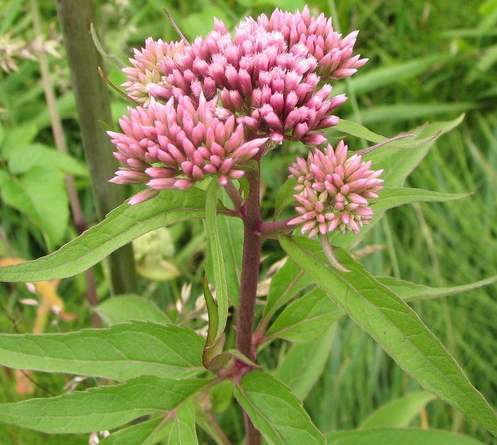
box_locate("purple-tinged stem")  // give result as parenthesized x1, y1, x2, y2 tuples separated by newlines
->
(260, 218, 293, 238)
(236, 163, 262, 445)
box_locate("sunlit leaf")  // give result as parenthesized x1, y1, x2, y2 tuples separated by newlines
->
(281, 236, 497, 436)
(0, 189, 207, 282)
(96, 295, 170, 326)
(0, 376, 208, 434)
(359, 391, 435, 429)
(234, 371, 325, 445)
(0, 322, 204, 380)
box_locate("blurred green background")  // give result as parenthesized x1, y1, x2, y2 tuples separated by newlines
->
(1, 0, 497, 443)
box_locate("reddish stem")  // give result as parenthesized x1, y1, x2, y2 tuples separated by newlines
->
(260, 218, 293, 238)
(236, 163, 262, 445)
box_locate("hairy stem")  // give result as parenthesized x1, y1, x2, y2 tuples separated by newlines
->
(56, 0, 137, 294)
(237, 163, 262, 445)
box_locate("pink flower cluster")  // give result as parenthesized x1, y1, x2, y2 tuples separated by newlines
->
(110, 6, 372, 213)
(288, 141, 383, 237)
(109, 95, 267, 204)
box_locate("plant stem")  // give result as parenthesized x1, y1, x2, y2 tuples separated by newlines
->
(56, 0, 137, 294)
(236, 163, 262, 445)
(31, 0, 100, 326)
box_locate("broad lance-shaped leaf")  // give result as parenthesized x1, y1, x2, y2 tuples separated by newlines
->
(0, 189, 207, 282)
(266, 276, 496, 343)
(96, 295, 171, 326)
(274, 327, 335, 401)
(327, 429, 484, 445)
(0, 322, 204, 380)
(280, 236, 497, 436)
(359, 391, 435, 429)
(205, 179, 229, 340)
(0, 376, 208, 434)
(234, 371, 325, 445)
(102, 417, 172, 445)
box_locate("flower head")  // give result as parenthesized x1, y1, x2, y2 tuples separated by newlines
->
(255, 6, 368, 79)
(108, 94, 267, 203)
(288, 141, 383, 237)
(122, 38, 185, 105)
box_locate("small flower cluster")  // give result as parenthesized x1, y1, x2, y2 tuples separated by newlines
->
(288, 141, 383, 237)
(109, 95, 267, 203)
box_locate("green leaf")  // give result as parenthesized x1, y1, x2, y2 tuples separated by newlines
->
(0, 376, 207, 434)
(378, 275, 497, 302)
(102, 417, 172, 445)
(359, 391, 435, 429)
(205, 179, 229, 339)
(367, 115, 464, 187)
(274, 327, 335, 400)
(332, 187, 468, 249)
(334, 119, 384, 143)
(335, 55, 449, 95)
(0, 176, 40, 224)
(266, 288, 342, 343)
(357, 103, 475, 125)
(1, 123, 38, 158)
(263, 259, 312, 321)
(0, 188, 207, 282)
(96, 295, 170, 326)
(280, 236, 497, 436)
(168, 400, 199, 445)
(274, 178, 297, 217)
(234, 371, 325, 445)
(0, 322, 204, 380)
(326, 429, 484, 445)
(20, 166, 69, 247)
(8, 144, 88, 176)
(207, 211, 243, 306)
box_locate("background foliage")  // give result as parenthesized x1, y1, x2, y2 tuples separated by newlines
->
(0, 0, 496, 443)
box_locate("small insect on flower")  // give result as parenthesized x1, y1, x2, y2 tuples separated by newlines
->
(288, 140, 383, 238)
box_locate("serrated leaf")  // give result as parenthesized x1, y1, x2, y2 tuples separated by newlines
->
(326, 428, 484, 445)
(234, 371, 325, 445)
(168, 400, 198, 445)
(0, 322, 204, 380)
(0, 188, 207, 282)
(8, 144, 88, 176)
(359, 391, 435, 429)
(280, 236, 497, 436)
(205, 179, 229, 339)
(274, 327, 335, 400)
(96, 295, 170, 326)
(102, 417, 172, 445)
(0, 376, 208, 434)
(21, 166, 69, 247)
(266, 288, 342, 343)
